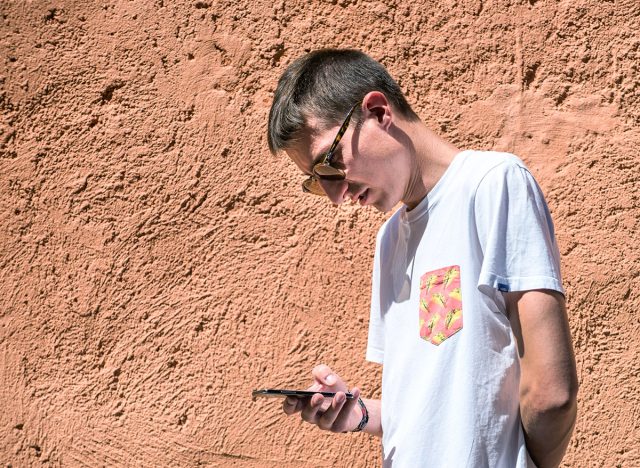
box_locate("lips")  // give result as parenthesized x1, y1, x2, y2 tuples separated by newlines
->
(358, 189, 369, 206)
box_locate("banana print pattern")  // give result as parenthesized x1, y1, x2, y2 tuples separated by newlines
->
(419, 265, 463, 345)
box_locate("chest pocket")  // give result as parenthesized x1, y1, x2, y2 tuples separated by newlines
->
(419, 265, 463, 346)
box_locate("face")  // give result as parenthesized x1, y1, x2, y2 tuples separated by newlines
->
(286, 107, 410, 213)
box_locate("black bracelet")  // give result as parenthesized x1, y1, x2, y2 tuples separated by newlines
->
(351, 397, 369, 432)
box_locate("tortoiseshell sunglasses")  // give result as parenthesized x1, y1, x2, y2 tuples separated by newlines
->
(302, 103, 359, 196)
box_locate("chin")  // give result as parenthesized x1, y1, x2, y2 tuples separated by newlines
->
(373, 195, 400, 213)
(372, 200, 394, 213)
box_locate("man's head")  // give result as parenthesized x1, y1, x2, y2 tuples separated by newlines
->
(268, 49, 418, 155)
(267, 50, 421, 212)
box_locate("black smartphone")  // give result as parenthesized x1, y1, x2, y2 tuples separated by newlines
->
(252, 388, 355, 401)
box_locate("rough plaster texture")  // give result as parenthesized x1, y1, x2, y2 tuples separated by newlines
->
(0, 0, 639, 466)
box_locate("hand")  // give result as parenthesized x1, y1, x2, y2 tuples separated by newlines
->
(283, 364, 363, 433)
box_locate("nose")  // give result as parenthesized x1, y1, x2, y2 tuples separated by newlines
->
(318, 178, 349, 205)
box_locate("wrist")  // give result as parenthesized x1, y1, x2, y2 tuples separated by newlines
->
(351, 397, 369, 432)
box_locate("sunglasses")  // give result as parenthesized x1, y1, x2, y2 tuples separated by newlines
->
(302, 103, 359, 196)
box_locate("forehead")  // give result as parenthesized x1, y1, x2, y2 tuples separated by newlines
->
(285, 117, 341, 175)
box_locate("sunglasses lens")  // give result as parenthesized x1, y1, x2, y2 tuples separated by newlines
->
(313, 164, 345, 180)
(302, 178, 326, 196)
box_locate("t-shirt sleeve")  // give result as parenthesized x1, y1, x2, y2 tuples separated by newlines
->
(474, 159, 564, 296)
(366, 230, 385, 364)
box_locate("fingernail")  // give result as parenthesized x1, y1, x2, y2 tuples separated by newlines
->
(326, 374, 336, 385)
(335, 393, 345, 404)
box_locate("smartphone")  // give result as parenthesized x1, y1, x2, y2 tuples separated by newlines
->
(252, 388, 355, 401)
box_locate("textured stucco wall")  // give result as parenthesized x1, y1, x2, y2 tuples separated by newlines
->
(1, 0, 639, 466)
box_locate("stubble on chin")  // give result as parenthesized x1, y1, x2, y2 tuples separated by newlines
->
(372, 199, 394, 213)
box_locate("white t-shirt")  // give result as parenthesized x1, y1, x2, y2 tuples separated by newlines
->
(366, 150, 563, 467)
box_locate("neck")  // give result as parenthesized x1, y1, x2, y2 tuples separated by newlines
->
(401, 120, 461, 210)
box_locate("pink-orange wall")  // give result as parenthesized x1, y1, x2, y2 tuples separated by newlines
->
(1, 1, 638, 466)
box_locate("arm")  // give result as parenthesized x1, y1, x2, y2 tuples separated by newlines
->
(282, 364, 382, 437)
(505, 289, 578, 468)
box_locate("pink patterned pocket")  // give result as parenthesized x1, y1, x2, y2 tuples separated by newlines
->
(419, 265, 463, 346)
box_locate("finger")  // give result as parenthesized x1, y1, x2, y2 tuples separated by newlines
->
(283, 396, 303, 415)
(332, 387, 361, 431)
(306, 381, 323, 392)
(312, 364, 338, 387)
(301, 393, 324, 423)
(317, 391, 347, 431)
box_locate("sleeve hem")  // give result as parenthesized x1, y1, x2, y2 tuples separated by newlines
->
(478, 272, 565, 296)
(366, 348, 384, 364)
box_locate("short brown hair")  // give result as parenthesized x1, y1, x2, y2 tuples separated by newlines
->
(267, 49, 419, 154)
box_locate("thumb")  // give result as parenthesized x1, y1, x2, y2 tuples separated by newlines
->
(312, 364, 341, 388)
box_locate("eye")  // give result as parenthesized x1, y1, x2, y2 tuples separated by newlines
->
(331, 149, 347, 170)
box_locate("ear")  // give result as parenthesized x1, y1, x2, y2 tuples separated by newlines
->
(362, 91, 393, 131)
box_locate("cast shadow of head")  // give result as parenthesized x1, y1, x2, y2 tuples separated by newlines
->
(352, 122, 429, 314)
(377, 202, 430, 313)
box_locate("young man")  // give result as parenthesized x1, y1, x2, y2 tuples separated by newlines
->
(267, 49, 578, 467)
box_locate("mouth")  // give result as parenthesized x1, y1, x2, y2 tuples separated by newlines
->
(357, 189, 369, 206)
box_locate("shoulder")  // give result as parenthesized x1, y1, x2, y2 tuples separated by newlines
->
(460, 150, 528, 182)
(456, 151, 542, 201)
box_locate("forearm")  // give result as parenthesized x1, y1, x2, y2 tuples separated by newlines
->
(506, 290, 578, 467)
(360, 398, 383, 438)
(521, 393, 577, 467)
